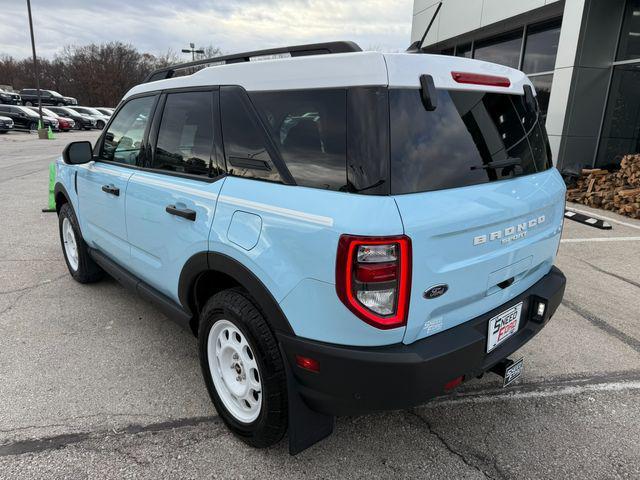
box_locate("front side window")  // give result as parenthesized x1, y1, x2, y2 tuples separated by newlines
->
(390, 89, 551, 194)
(152, 91, 215, 177)
(101, 96, 155, 165)
(251, 89, 347, 190)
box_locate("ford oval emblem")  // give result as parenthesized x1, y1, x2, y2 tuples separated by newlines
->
(424, 284, 448, 299)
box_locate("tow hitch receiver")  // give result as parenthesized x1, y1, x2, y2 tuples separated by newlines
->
(490, 357, 524, 388)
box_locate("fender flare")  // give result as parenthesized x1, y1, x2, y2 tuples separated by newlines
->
(178, 252, 294, 335)
(54, 182, 72, 213)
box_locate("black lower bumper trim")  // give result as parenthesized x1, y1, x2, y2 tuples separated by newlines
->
(278, 266, 566, 416)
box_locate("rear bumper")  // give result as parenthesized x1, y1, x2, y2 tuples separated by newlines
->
(278, 266, 566, 416)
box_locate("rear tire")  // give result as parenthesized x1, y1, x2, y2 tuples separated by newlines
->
(199, 289, 288, 448)
(25, 101, 33, 106)
(28, 122, 37, 132)
(58, 203, 104, 283)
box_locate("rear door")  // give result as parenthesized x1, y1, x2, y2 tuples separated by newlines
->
(124, 89, 225, 302)
(76, 95, 157, 265)
(389, 87, 565, 344)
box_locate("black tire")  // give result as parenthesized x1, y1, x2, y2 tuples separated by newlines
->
(57, 102, 64, 106)
(96, 120, 105, 129)
(58, 203, 104, 283)
(25, 101, 33, 106)
(199, 289, 288, 448)
(28, 122, 37, 132)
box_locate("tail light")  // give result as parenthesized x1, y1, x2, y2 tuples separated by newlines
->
(336, 235, 412, 330)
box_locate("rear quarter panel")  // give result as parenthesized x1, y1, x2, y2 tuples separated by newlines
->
(211, 177, 406, 346)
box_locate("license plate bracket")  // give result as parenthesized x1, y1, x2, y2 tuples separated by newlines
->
(486, 302, 523, 353)
(503, 357, 524, 387)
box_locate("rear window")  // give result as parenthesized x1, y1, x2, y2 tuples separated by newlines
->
(389, 89, 551, 195)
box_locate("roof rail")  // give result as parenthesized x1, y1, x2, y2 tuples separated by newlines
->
(143, 41, 362, 83)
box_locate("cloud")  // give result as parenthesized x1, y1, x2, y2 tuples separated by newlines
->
(0, 0, 413, 59)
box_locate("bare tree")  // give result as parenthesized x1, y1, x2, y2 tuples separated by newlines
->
(0, 42, 219, 106)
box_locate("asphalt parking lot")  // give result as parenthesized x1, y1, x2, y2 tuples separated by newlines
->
(0, 130, 639, 479)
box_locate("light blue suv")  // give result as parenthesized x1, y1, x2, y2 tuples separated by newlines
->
(54, 42, 567, 454)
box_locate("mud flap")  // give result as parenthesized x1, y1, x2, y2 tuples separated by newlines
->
(279, 345, 335, 455)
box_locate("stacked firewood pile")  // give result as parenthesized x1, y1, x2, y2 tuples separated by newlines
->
(566, 154, 640, 219)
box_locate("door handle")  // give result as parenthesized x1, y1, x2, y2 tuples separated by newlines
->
(166, 205, 196, 221)
(101, 185, 120, 196)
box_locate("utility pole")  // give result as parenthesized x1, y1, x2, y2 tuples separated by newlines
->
(181, 43, 205, 61)
(26, 0, 44, 134)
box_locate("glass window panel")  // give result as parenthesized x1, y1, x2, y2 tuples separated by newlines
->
(251, 89, 347, 191)
(389, 89, 550, 194)
(456, 43, 472, 58)
(529, 74, 554, 119)
(153, 91, 214, 177)
(596, 63, 640, 168)
(101, 96, 155, 165)
(617, 0, 640, 61)
(522, 20, 562, 74)
(220, 86, 282, 183)
(473, 30, 523, 68)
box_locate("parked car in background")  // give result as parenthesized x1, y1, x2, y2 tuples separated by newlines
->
(46, 106, 96, 130)
(65, 106, 110, 129)
(0, 89, 21, 105)
(0, 115, 14, 133)
(20, 89, 72, 106)
(95, 107, 114, 116)
(63, 96, 78, 105)
(23, 106, 61, 131)
(26, 106, 75, 131)
(0, 104, 56, 131)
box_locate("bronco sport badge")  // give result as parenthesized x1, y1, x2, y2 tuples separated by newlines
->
(473, 216, 546, 246)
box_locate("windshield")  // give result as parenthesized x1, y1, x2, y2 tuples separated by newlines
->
(18, 106, 39, 117)
(389, 89, 551, 194)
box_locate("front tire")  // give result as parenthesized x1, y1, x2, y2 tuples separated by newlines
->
(199, 289, 288, 448)
(96, 120, 105, 129)
(25, 101, 33, 106)
(58, 203, 103, 283)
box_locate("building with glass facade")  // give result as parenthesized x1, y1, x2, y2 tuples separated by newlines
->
(412, 0, 640, 175)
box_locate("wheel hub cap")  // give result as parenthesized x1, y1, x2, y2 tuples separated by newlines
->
(207, 319, 262, 424)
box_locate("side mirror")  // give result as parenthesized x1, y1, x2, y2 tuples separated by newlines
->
(63, 141, 93, 165)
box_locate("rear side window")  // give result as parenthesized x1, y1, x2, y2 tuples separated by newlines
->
(220, 86, 282, 183)
(389, 89, 551, 194)
(152, 91, 215, 177)
(251, 89, 347, 191)
(100, 96, 155, 165)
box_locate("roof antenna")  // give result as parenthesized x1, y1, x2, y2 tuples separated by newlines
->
(406, 2, 443, 53)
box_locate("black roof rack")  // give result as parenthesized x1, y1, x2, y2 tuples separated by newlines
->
(143, 41, 362, 83)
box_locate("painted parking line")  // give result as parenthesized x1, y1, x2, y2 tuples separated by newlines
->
(561, 237, 640, 243)
(422, 380, 640, 407)
(566, 206, 640, 231)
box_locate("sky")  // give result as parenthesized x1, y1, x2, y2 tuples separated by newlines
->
(0, 0, 415, 59)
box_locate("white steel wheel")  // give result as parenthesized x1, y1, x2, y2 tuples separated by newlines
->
(62, 217, 79, 271)
(207, 319, 262, 424)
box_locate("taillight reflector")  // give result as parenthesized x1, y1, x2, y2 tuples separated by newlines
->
(451, 71, 511, 88)
(336, 235, 412, 330)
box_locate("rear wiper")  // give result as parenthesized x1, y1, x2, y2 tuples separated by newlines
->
(470, 157, 522, 171)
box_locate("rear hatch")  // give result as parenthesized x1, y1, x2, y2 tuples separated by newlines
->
(389, 80, 565, 344)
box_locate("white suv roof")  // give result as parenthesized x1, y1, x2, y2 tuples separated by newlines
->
(125, 49, 532, 101)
